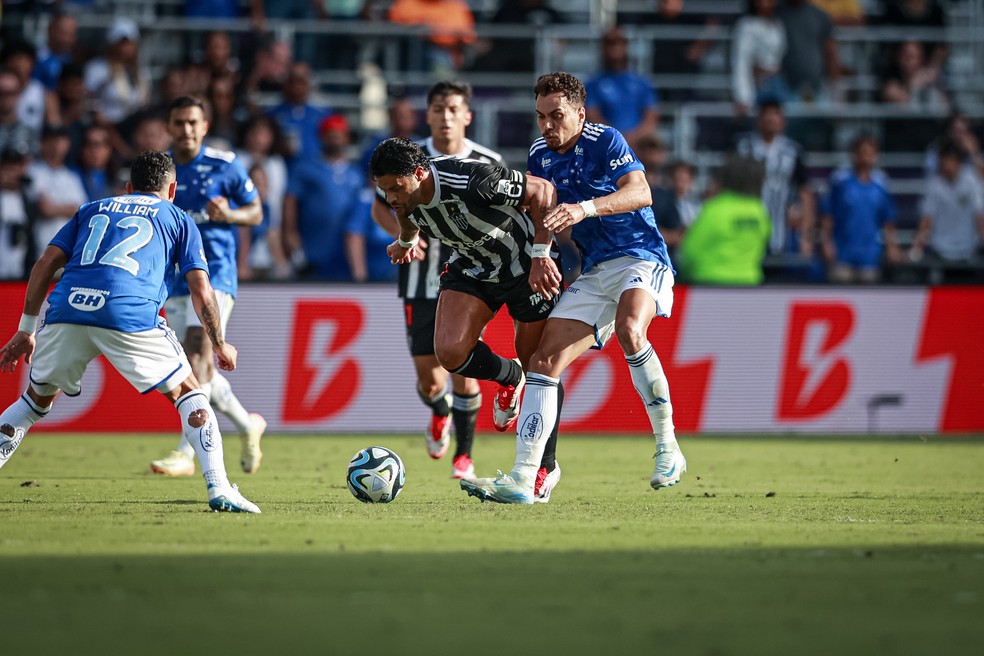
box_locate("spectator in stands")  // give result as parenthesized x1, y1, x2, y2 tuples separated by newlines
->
(265, 62, 330, 166)
(84, 18, 151, 124)
(622, 0, 720, 100)
(0, 148, 35, 280)
(28, 124, 87, 246)
(42, 64, 90, 163)
(72, 125, 116, 202)
(777, 0, 841, 104)
(925, 113, 984, 181)
(679, 155, 771, 285)
(731, 0, 787, 116)
(238, 162, 282, 280)
(388, 0, 477, 72)
(470, 0, 564, 73)
(876, 0, 947, 71)
(635, 132, 683, 249)
(360, 93, 420, 176)
(243, 39, 291, 98)
(346, 187, 399, 283)
(236, 115, 291, 279)
(881, 40, 949, 112)
(1, 40, 45, 136)
(0, 71, 36, 158)
(736, 100, 815, 256)
(204, 75, 243, 150)
(282, 115, 364, 280)
(820, 135, 901, 283)
(130, 114, 170, 155)
(33, 12, 78, 92)
(193, 31, 241, 87)
(670, 159, 702, 228)
(910, 140, 984, 266)
(811, 0, 864, 26)
(585, 26, 660, 147)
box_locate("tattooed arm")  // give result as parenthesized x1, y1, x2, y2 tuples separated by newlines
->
(185, 269, 238, 371)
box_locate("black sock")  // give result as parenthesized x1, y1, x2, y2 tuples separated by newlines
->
(417, 387, 450, 416)
(452, 392, 481, 458)
(449, 341, 522, 386)
(539, 381, 563, 471)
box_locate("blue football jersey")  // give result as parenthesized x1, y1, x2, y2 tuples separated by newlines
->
(528, 123, 671, 273)
(45, 193, 209, 332)
(169, 147, 258, 298)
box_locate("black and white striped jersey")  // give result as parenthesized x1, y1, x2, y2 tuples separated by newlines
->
(394, 138, 503, 299)
(735, 132, 808, 254)
(408, 157, 532, 283)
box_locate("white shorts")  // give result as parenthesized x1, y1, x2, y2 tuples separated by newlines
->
(550, 256, 675, 348)
(29, 321, 192, 396)
(163, 290, 234, 339)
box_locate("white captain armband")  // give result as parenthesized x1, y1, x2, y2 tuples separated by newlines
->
(531, 244, 551, 259)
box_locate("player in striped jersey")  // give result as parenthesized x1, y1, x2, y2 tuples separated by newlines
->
(460, 72, 685, 504)
(370, 81, 560, 492)
(370, 137, 564, 492)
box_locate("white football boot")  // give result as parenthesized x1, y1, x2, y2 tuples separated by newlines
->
(534, 461, 561, 503)
(240, 413, 266, 474)
(208, 483, 261, 514)
(651, 445, 687, 490)
(460, 471, 534, 504)
(150, 450, 195, 476)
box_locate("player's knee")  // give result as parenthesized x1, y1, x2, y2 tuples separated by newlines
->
(614, 317, 648, 353)
(417, 380, 445, 399)
(435, 342, 470, 372)
(184, 327, 205, 355)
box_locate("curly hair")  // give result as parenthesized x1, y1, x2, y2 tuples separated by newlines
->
(369, 137, 430, 179)
(130, 150, 176, 192)
(533, 72, 587, 108)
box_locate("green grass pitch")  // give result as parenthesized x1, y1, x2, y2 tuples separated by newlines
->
(1, 432, 982, 656)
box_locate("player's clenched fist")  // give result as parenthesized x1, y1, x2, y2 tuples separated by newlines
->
(214, 343, 238, 371)
(543, 203, 588, 232)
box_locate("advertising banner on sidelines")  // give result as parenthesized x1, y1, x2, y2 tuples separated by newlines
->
(0, 283, 980, 434)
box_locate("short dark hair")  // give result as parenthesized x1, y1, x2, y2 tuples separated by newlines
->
(427, 80, 472, 107)
(937, 139, 965, 162)
(757, 99, 783, 113)
(534, 72, 587, 108)
(0, 39, 37, 64)
(369, 137, 430, 179)
(130, 151, 175, 192)
(717, 155, 765, 197)
(168, 95, 210, 122)
(850, 133, 878, 153)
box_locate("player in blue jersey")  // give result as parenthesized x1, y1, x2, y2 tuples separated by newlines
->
(0, 151, 260, 513)
(460, 72, 686, 504)
(150, 96, 267, 478)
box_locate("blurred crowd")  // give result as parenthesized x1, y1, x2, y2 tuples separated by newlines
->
(0, 0, 982, 285)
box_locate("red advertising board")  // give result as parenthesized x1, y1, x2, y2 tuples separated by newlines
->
(1, 282, 981, 434)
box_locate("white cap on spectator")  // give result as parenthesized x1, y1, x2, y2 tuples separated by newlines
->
(107, 18, 140, 44)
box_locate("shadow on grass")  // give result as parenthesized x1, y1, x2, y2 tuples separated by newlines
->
(2, 546, 982, 656)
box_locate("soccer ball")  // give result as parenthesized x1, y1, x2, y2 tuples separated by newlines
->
(346, 446, 406, 503)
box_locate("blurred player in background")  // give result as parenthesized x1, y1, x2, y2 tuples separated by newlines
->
(371, 81, 561, 494)
(461, 72, 684, 504)
(0, 151, 260, 513)
(150, 96, 266, 477)
(371, 137, 565, 500)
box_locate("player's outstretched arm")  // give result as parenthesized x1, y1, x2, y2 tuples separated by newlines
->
(185, 269, 237, 371)
(524, 175, 562, 300)
(0, 246, 68, 372)
(543, 170, 653, 232)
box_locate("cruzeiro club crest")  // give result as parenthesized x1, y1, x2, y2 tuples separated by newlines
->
(446, 202, 469, 231)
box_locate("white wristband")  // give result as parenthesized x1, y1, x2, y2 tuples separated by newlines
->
(397, 234, 419, 249)
(18, 314, 38, 335)
(531, 243, 552, 259)
(579, 199, 598, 218)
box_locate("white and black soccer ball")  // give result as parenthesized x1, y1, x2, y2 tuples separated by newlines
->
(346, 446, 406, 503)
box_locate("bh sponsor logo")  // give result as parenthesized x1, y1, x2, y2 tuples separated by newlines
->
(520, 412, 543, 446)
(69, 287, 108, 312)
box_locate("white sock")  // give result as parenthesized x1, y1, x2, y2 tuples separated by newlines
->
(175, 390, 230, 491)
(510, 372, 560, 486)
(209, 372, 252, 433)
(175, 435, 196, 458)
(626, 344, 678, 448)
(0, 393, 50, 470)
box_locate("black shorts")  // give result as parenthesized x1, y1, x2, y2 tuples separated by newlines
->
(440, 265, 558, 324)
(403, 298, 438, 356)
